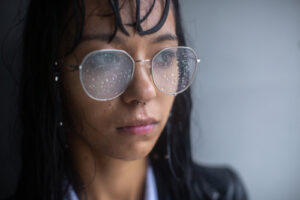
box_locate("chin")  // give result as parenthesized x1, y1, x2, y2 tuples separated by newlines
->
(107, 142, 155, 161)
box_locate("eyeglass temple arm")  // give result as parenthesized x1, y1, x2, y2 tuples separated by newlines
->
(59, 61, 80, 71)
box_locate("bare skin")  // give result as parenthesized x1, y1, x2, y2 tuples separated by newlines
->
(61, 0, 178, 199)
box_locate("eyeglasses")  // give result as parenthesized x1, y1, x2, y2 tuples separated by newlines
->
(62, 46, 200, 101)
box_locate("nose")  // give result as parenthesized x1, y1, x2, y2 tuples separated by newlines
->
(121, 61, 157, 105)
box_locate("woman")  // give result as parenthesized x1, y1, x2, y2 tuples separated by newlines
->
(10, 0, 247, 199)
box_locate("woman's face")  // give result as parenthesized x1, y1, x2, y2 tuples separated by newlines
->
(62, 0, 178, 161)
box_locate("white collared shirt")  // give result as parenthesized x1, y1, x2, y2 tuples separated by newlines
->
(66, 164, 158, 200)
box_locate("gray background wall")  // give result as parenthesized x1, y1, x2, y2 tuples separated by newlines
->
(1, 0, 300, 200)
(182, 1, 300, 200)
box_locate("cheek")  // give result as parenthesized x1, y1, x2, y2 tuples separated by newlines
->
(61, 71, 115, 133)
(62, 77, 121, 156)
(156, 94, 175, 124)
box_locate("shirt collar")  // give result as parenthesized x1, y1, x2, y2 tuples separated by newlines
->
(144, 163, 158, 200)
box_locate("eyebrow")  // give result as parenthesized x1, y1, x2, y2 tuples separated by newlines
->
(151, 33, 178, 43)
(80, 33, 178, 44)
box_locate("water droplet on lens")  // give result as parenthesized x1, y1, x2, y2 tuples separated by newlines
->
(89, 84, 95, 89)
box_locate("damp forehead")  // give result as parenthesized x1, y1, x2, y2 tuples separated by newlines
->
(84, 0, 167, 33)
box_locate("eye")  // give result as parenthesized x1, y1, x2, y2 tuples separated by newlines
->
(95, 52, 120, 65)
(155, 49, 176, 68)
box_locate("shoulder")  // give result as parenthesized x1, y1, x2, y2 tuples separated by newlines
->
(191, 162, 248, 200)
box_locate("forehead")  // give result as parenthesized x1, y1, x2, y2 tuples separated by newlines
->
(83, 0, 175, 39)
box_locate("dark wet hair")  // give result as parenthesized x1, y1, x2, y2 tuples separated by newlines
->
(16, 0, 195, 199)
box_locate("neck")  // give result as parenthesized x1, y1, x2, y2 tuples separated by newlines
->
(68, 134, 148, 200)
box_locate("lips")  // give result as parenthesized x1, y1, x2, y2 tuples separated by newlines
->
(116, 118, 158, 135)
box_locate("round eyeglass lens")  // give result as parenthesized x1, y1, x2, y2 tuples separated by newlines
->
(152, 47, 198, 95)
(80, 50, 134, 101)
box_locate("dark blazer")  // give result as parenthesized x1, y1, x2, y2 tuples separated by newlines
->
(152, 161, 248, 200)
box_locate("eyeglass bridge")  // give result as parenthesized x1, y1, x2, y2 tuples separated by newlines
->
(135, 59, 151, 63)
